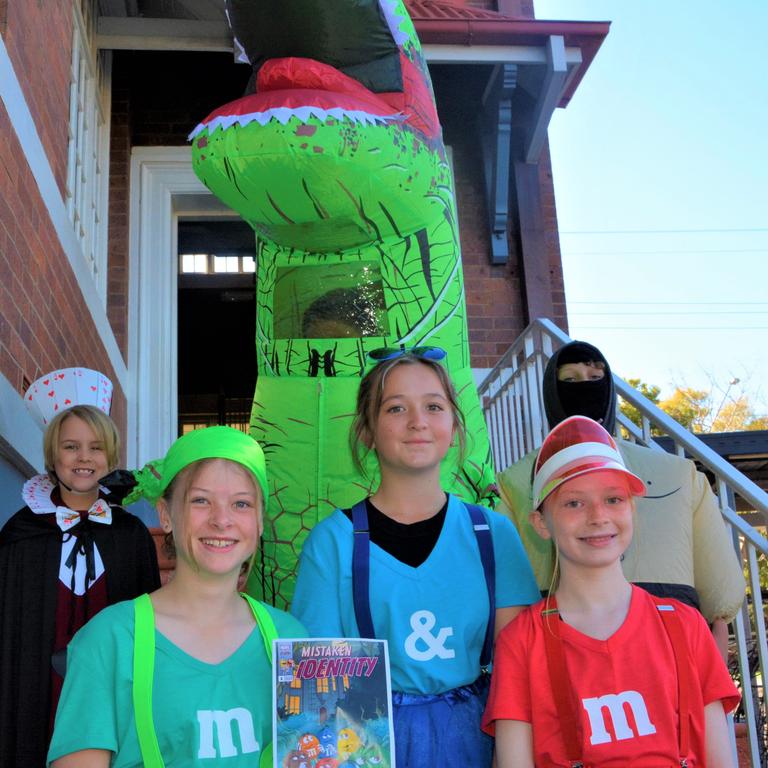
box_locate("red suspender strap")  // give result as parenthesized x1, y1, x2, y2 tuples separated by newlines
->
(653, 599, 692, 765)
(542, 595, 692, 768)
(541, 599, 584, 767)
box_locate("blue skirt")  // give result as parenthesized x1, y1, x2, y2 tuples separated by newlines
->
(391, 676, 493, 768)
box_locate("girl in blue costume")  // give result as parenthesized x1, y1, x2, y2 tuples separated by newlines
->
(48, 427, 305, 767)
(292, 347, 539, 767)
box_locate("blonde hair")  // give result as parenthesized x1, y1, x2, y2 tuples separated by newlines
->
(350, 355, 467, 474)
(161, 458, 264, 571)
(43, 405, 120, 480)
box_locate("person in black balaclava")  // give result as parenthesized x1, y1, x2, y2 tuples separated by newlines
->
(495, 340, 745, 658)
(542, 341, 615, 429)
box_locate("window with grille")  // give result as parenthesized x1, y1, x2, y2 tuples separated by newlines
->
(66, 0, 111, 302)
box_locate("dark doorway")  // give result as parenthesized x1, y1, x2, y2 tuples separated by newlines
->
(177, 219, 257, 435)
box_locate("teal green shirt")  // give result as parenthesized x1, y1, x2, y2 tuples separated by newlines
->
(48, 598, 305, 766)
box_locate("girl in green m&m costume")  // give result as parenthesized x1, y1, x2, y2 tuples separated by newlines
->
(48, 427, 305, 768)
(190, 0, 496, 609)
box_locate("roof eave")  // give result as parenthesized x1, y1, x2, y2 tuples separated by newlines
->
(413, 18, 610, 107)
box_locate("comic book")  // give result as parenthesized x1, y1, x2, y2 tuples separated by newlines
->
(273, 638, 395, 768)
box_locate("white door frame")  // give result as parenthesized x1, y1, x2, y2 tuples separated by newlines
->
(127, 146, 232, 467)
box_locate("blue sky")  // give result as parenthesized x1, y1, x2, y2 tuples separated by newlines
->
(534, 0, 768, 412)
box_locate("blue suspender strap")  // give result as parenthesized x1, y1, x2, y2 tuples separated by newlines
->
(351, 500, 376, 639)
(465, 503, 496, 669)
(351, 498, 495, 664)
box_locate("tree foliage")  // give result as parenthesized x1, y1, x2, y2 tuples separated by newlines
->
(659, 387, 710, 432)
(620, 379, 768, 434)
(620, 378, 662, 432)
(711, 396, 768, 432)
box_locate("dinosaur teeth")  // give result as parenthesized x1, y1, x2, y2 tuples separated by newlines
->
(189, 107, 403, 140)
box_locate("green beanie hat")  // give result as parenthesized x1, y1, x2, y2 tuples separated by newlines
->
(125, 427, 268, 507)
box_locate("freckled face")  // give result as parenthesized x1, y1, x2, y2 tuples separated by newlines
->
(532, 470, 633, 571)
(371, 363, 455, 476)
(160, 459, 262, 578)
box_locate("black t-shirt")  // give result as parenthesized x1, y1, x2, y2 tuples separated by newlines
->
(342, 495, 448, 567)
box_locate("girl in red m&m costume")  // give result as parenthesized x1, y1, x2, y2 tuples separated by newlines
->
(483, 416, 739, 768)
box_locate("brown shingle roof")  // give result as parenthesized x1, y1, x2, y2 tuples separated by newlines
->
(406, 0, 519, 21)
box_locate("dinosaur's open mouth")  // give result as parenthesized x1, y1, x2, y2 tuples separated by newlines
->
(190, 57, 403, 139)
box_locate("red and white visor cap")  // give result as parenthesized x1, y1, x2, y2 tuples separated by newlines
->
(533, 415, 646, 509)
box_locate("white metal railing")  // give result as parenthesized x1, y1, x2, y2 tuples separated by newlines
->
(478, 317, 768, 767)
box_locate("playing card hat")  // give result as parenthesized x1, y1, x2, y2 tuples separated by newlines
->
(25, 368, 113, 428)
(532, 415, 646, 509)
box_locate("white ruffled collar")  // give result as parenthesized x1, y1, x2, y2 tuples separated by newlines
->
(23, 475, 111, 592)
(22, 474, 112, 525)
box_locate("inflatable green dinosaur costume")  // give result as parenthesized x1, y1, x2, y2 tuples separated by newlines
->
(190, 0, 495, 607)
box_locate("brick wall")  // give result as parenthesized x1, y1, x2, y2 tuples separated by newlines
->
(0, 101, 126, 438)
(539, 144, 568, 332)
(434, 63, 565, 367)
(451, 137, 569, 366)
(4, 0, 72, 196)
(121, 50, 251, 146)
(107, 65, 132, 357)
(453, 138, 527, 367)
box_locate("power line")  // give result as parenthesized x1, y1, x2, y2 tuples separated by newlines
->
(573, 326, 768, 331)
(560, 227, 768, 235)
(568, 301, 768, 305)
(564, 248, 768, 256)
(570, 311, 768, 316)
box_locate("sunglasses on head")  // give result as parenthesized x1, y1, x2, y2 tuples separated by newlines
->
(366, 345, 447, 363)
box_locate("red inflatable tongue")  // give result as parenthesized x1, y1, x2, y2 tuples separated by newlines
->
(258, 56, 398, 113)
(197, 55, 439, 141)
(198, 57, 399, 127)
(258, 56, 439, 139)
(258, 57, 379, 98)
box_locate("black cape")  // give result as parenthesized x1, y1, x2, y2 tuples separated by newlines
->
(0, 505, 161, 767)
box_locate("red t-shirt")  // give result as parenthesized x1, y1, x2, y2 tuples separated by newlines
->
(483, 586, 739, 767)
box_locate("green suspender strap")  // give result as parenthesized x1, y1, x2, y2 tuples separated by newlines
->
(133, 594, 164, 768)
(132, 592, 279, 768)
(241, 594, 279, 768)
(241, 593, 279, 658)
